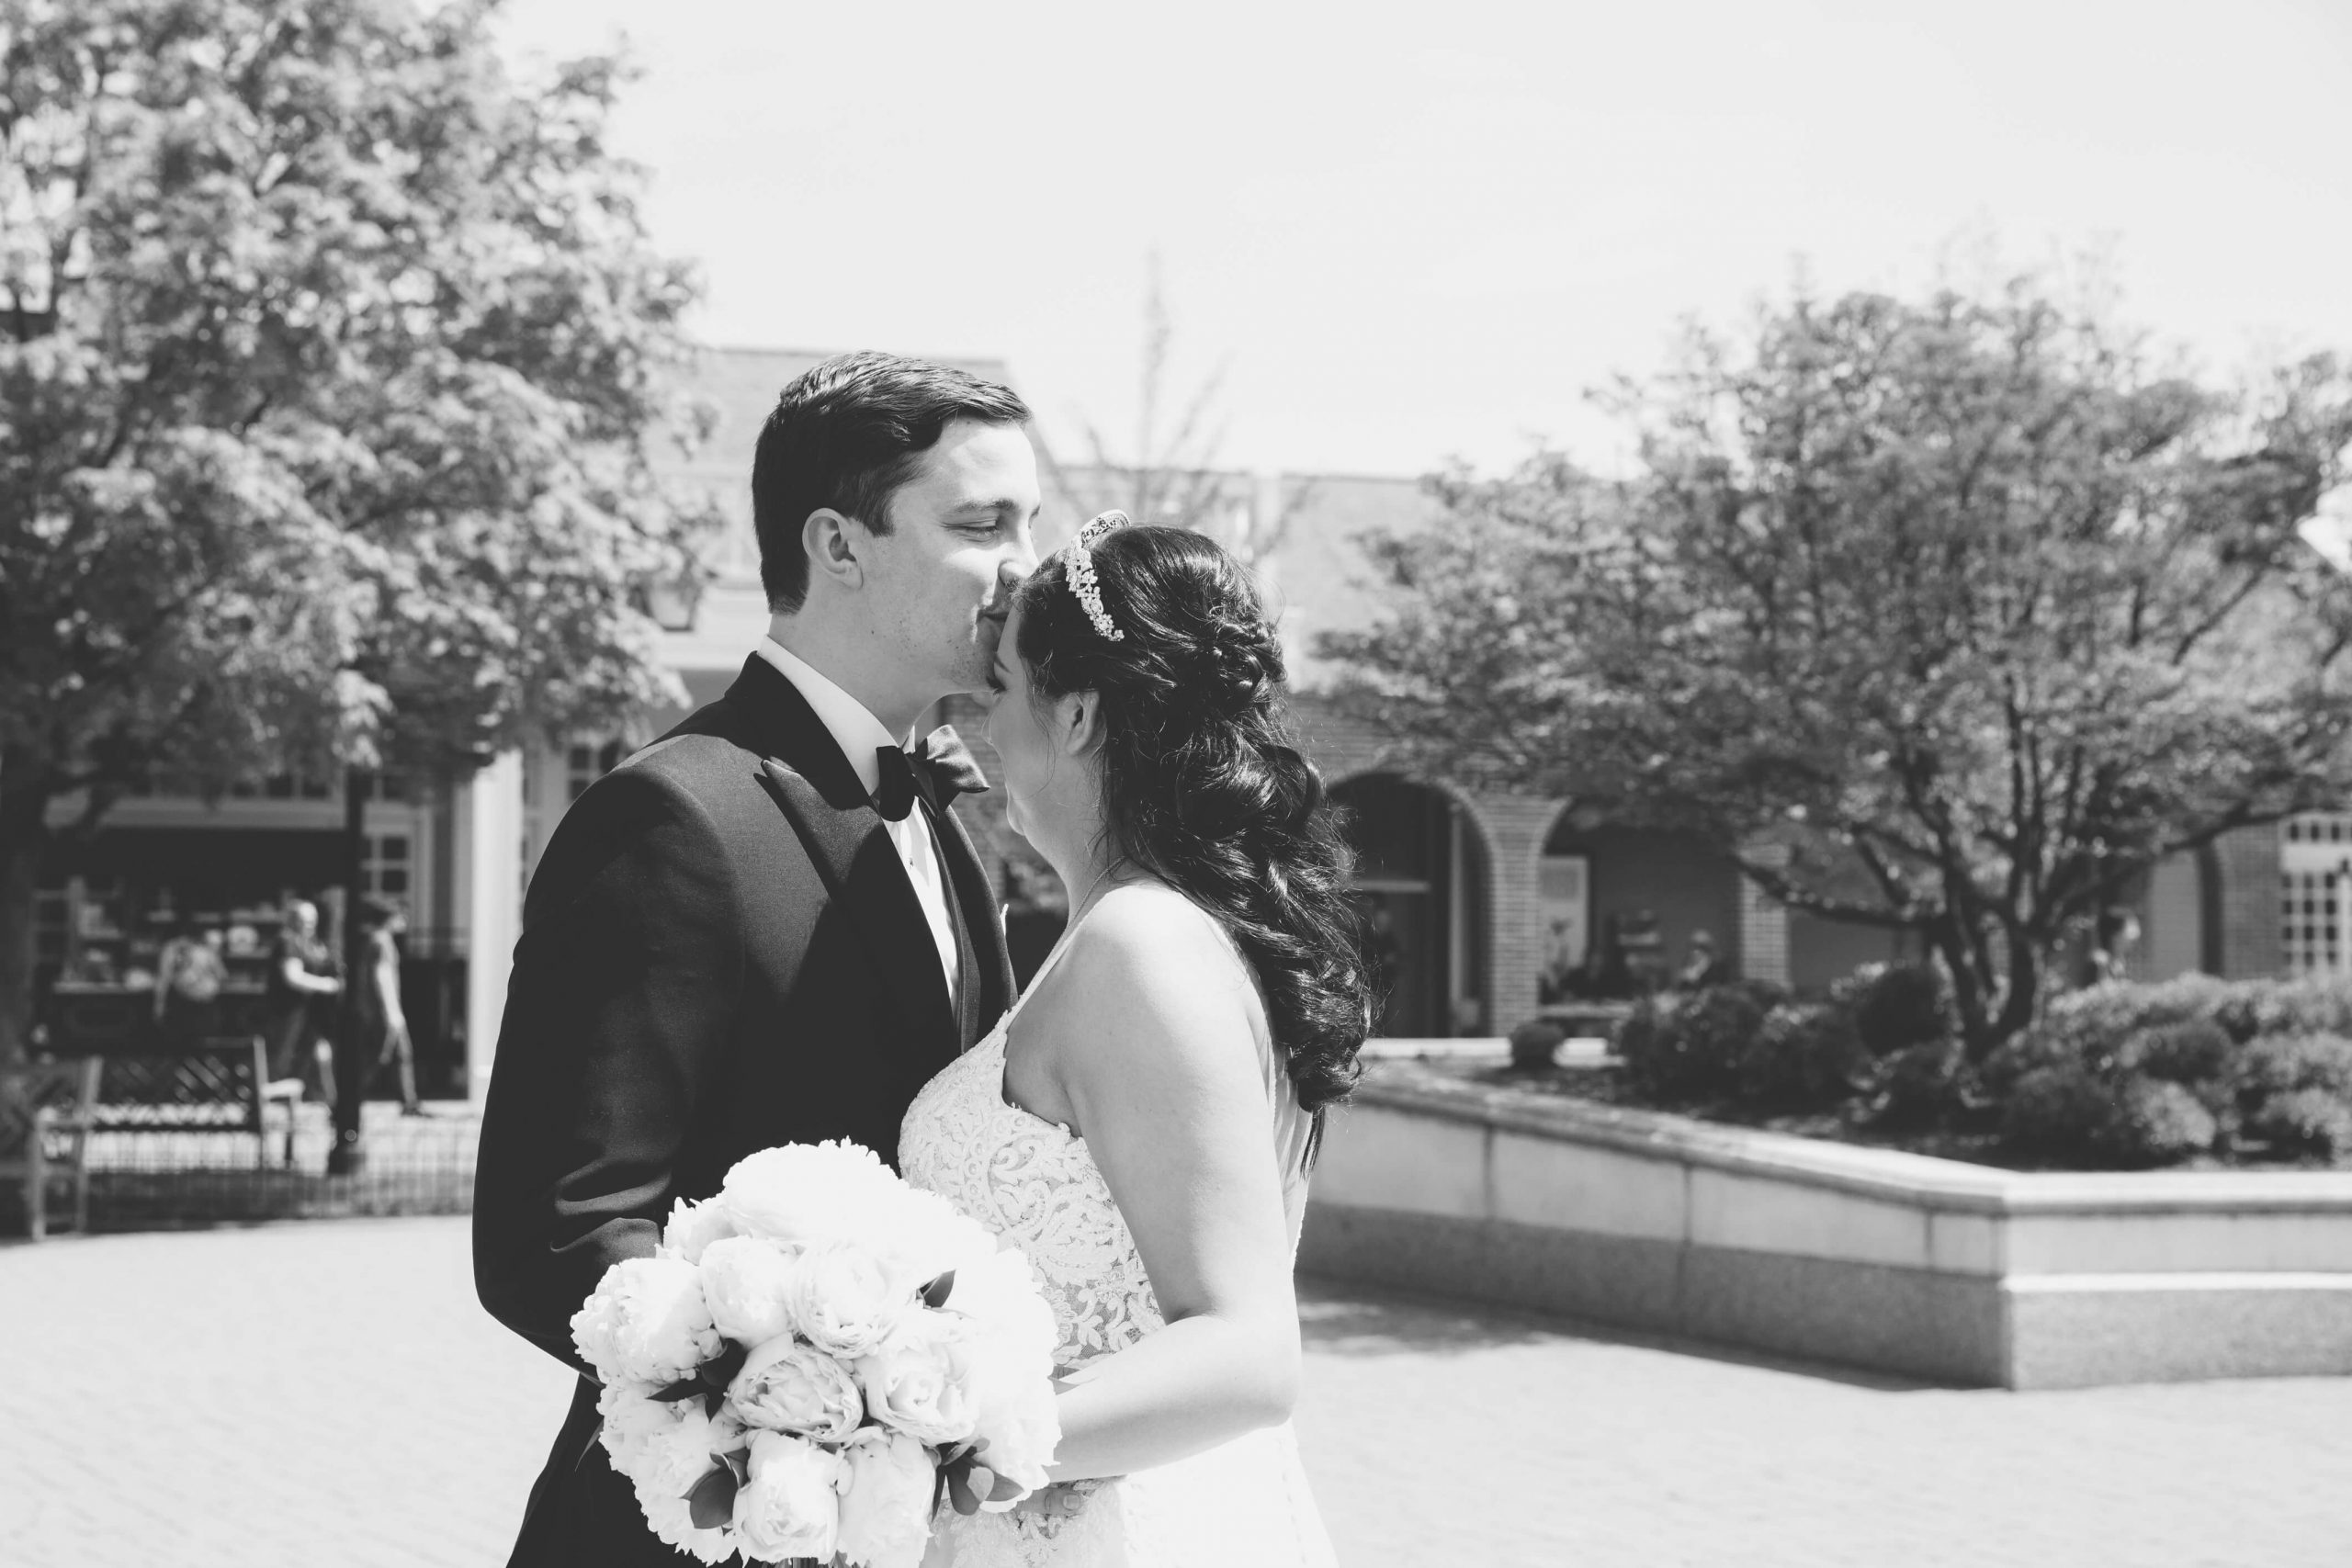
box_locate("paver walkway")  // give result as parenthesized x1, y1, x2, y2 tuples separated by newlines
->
(3, 1217, 2347, 1567)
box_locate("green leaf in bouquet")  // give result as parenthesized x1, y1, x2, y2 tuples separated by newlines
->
(922, 1270, 956, 1309)
(685, 1461, 738, 1529)
(650, 1378, 705, 1402)
(699, 1340, 751, 1390)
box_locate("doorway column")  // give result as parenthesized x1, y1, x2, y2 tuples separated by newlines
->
(461, 750, 525, 1102)
(1473, 795, 1570, 1032)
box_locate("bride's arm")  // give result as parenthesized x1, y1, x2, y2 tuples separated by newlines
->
(1027, 893, 1304, 1482)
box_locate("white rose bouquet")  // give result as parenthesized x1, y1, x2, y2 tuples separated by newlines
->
(570, 1140, 1063, 1567)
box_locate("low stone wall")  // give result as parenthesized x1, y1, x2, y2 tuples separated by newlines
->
(1299, 1064, 2352, 1388)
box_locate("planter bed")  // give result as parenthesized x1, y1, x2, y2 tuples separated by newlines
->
(1299, 1061, 2352, 1389)
(1443, 1059, 2352, 1172)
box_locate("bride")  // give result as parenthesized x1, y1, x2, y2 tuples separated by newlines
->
(899, 514, 1369, 1567)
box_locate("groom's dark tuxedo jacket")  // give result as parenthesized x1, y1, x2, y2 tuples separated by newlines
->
(473, 654, 1016, 1568)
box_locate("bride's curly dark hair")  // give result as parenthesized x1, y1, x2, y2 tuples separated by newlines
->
(1012, 525, 1372, 1152)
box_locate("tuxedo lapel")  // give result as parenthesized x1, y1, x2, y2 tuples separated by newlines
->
(757, 761, 958, 1056)
(712, 657, 959, 1061)
(932, 800, 1016, 1039)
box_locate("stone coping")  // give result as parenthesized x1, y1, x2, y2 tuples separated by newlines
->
(1351, 1061, 2352, 1219)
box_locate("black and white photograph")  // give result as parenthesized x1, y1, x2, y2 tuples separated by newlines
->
(5, 2, 2352, 1564)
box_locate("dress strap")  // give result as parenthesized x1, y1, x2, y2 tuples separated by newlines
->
(999, 906, 1088, 1032)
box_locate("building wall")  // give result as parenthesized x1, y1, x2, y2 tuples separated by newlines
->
(1787, 910, 1907, 993)
(2217, 823, 2285, 979)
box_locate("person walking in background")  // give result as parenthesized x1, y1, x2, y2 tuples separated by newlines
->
(1674, 929, 1730, 990)
(356, 897, 421, 1116)
(266, 898, 342, 1105)
(328, 895, 420, 1173)
(152, 919, 228, 1045)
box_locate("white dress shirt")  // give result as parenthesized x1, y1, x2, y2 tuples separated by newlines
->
(755, 637, 961, 999)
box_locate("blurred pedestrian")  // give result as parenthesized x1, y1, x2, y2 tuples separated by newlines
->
(266, 897, 343, 1104)
(1674, 929, 1730, 989)
(357, 897, 420, 1111)
(329, 895, 420, 1174)
(152, 920, 228, 1045)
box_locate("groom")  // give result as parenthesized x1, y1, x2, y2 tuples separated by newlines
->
(474, 352, 1036, 1566)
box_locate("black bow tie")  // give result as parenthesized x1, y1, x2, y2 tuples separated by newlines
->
(873, 726, 990, 822)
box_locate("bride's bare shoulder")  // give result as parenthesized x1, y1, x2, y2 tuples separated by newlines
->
(1051, 884, 1255, 1039)
(1070, 882, 1236, 970)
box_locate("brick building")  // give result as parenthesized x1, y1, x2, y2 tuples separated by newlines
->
(45, 346, 2312, 1094)
(471, 345, 2320, 1077)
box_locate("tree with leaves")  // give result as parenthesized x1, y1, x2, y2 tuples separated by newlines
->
(0, 0, 715, 1087)
(1329, 277, 2352, 1055)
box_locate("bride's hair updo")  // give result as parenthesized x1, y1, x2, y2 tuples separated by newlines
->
(1012, 525, 1372, 1138)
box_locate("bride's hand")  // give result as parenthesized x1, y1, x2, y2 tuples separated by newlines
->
(1009, 1480, 1093, 1520)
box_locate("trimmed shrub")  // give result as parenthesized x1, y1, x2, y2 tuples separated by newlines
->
(1842, 964, 1951, 1056)
(1980, 1024, 2086, 1099)
(2248, 978, 2352, 1041)
(2001, 1065, 2113, 1162)
(2118, 1020, 2233, 1087)
(1612, 994, 1685, 1099)
(2230, 1032, 2352, 1111)
(1870, 1040, 1971, 1128)
(2104, 1077, 2218, 1168)
(1739, 1000, 1869, 1111)
(1507, 1019, 1566, 1072)
(1618, 982, 1787, 1102)
(2243, 1088, 2352, 1160)
(2024, 974, 2226, 1080)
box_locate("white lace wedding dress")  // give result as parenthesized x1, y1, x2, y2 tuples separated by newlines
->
(899, 898, 1338, 1568)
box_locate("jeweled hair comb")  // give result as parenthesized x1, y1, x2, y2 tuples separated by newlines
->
(1061, 510, 1129, 640)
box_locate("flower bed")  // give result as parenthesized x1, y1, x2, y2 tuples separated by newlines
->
(1301, 1059, 2352, 1388)
(1502, 968, 2352, 1173)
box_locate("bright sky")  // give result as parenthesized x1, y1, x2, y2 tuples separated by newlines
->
(494, 0, 2352, 481)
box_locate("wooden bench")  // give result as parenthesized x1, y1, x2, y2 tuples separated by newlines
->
(1, 1058, 104, 1239)
(83, 1034, 302, 1170)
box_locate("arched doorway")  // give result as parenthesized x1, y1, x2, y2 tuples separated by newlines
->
(1331, 773, 1489, 1037)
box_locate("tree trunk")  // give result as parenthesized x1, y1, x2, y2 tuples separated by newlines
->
(0, 770, 52, 1161)
(329, 767, 370, 1169)
(0, 772, 51, 1077)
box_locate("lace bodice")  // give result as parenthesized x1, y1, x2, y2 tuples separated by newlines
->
(900, 1016, 1166, 1372)
(896, 891, 1333, 1567)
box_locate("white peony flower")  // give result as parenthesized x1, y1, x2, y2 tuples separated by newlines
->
(597, 1384, 732, 1500)
(697, 1235, 801, 1347)
(727, 1332, 865, 1441)
(788, 1240, 910, 1359)
(661, 1197, 741, 1266)
(940, 1247, 1059, 1359)
(834, 1427, 939, 1568)
(571, 1255, 724, 1388)
(719, 1140, 904, 1247)
(733, 1431, 845, 1565)
(912, 1250, 1063, 1495)
(866, 1189, 999, 1300)
(636, 1485, 735, 1565)
(933, 1250, 1062, 1495)
(854, 1311, 979, 1446)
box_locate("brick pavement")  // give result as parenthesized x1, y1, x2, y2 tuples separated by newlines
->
(3, 1217, 2347, 1568)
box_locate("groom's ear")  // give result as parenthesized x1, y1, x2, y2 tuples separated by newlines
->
(801, 508, 866, 593)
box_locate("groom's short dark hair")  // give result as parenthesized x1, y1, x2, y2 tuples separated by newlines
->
(752, 351, 1032, 612)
